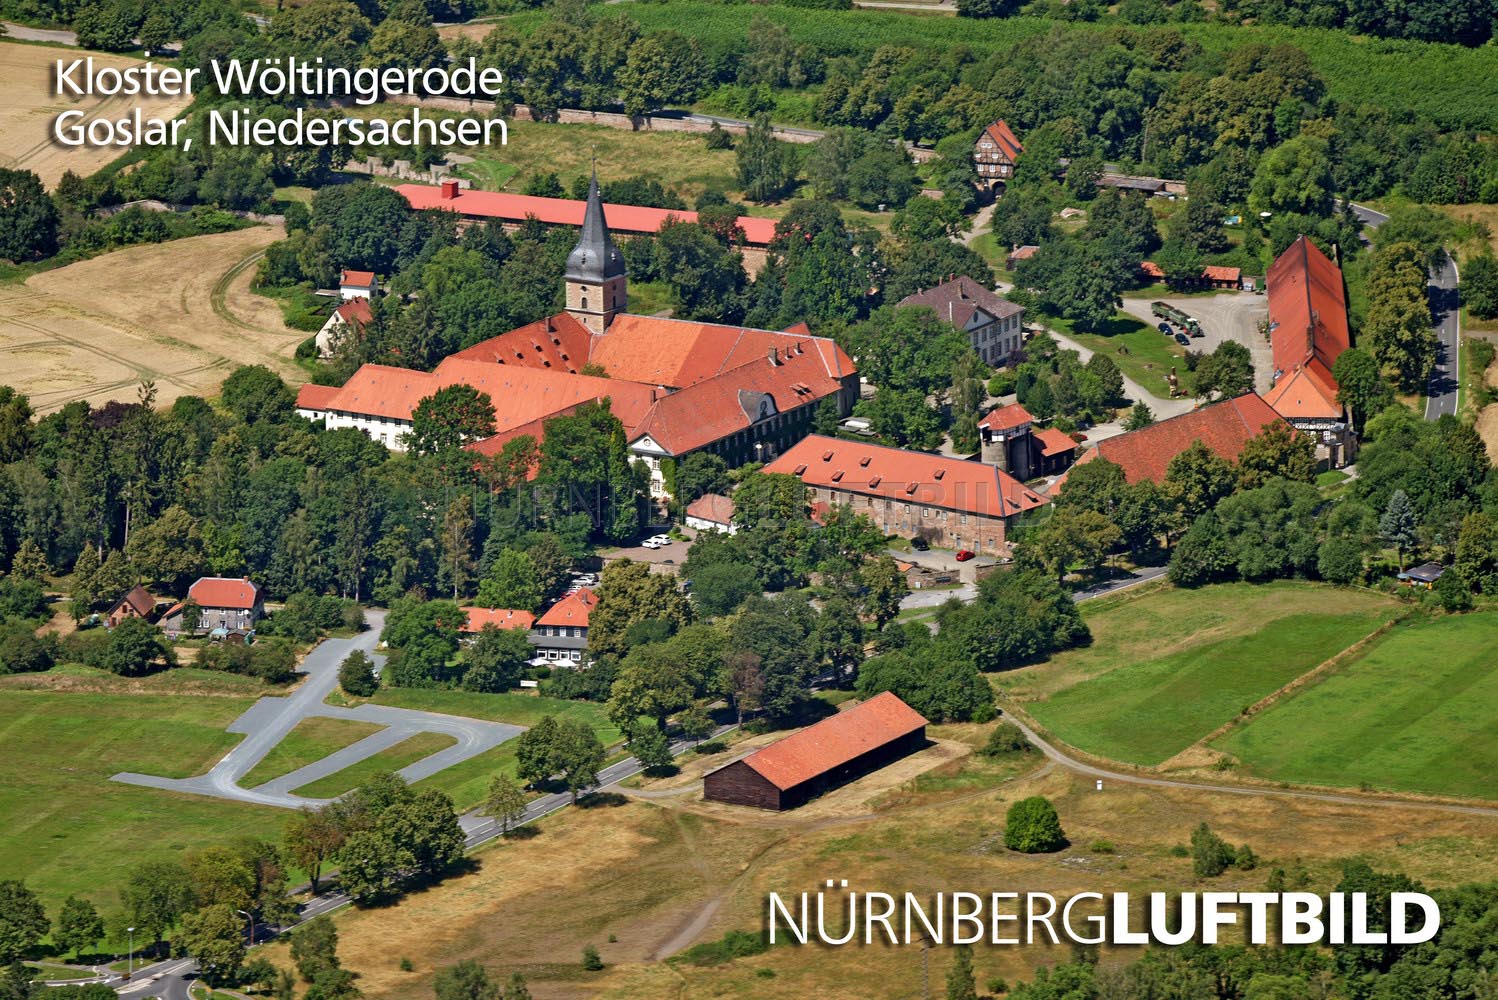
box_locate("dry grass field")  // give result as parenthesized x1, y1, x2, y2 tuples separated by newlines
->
(0, 41, 192, 189)
(264, 724, 1498, 1000)
(0, 224, 306, 411)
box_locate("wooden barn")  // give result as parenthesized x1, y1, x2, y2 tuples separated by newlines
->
(703, 693, 929, 810)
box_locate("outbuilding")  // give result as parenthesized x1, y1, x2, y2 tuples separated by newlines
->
(703, 693, 928, 810)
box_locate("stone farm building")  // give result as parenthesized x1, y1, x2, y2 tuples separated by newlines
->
(161, 577, 264, 637)
(397, 179, 779, 273)
(762, 435, 1049, 556)
(1262, 235, 1357, 467)
(703, 692, 929, 810)
(1059, 392, 1287, 486)
(297, 175, 858, 501)
(897, 275, 1026, 368)
(977, 403, 1078, 480)
(973, 119, 1023, 189)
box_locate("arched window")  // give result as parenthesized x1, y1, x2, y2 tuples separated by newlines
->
(581, 295, 588, 310)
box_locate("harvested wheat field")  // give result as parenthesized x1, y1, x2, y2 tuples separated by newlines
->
(0, 41, 193, 189)
(258, 721, 1498, 1000)
(0, 225, 304, 411)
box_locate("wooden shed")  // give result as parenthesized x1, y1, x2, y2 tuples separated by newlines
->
(703, 693, 929, 810)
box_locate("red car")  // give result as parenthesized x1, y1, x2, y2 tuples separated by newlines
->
(955, 549, 976, 562)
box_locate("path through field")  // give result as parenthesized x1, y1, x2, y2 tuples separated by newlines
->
(0, 225, 305, 411)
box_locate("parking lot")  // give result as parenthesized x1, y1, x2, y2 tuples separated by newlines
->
(1118, 291, 1272, 392)
(599, 527, 698, 573)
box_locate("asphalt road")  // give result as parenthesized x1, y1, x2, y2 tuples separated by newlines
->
(1347, 202, 1459, 421)
(112, 610, 522, 809)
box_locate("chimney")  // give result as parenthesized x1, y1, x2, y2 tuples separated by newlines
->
(768, 346, 781, 366)
(440, 179, 459, 200)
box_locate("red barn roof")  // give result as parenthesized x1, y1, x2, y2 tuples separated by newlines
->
(395, 184, 778, 246)
(1265, 235, 1349, 421)
(1035, 426, 1080, 457)
(763, 435, 1047, 520)
(340, 270, 375, 286)
(187, 577, 261, 610)
(978, 403, 1034, 433)
(1066, 393, 1285, 486)
(459, 607, 536, 633)
(735, 692, 928, 791)
(537, 588, 597, 628)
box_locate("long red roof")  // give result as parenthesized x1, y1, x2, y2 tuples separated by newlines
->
(187, 577, 261, 610)
(734, 692, 928, 791)
(395, 184, 779, 246)
(459, 607, 535, 633)
(1266, 235, 1349, 420)
(762, 434, 1048, 520)
(981, 120, 1024, 163)
(1069, 393, 1285, 485)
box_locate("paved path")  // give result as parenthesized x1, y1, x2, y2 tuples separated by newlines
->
(112, 610, 522, 809)
(2, 20, 77, 43)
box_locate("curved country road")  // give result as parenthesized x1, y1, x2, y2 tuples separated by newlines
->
(999, 712, 1498, 820)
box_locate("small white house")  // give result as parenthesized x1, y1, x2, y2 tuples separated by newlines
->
(685, 493, 736, 535)
(315, 298, 374, 358)
(339, 269, 379, 300)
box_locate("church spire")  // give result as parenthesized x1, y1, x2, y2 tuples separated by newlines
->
(565, 170, 625, 283)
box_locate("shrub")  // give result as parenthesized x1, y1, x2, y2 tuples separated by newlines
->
(1003, 796, 1066, 853)
(1190, 822, 1247, 878)
(677, 930, 768, 966)
(1089, 840, 1115, 854)
(695, 738, 728, 755)
(581, 945, 603, 971)
(979, 721, 1033, 759)
(340, 650, 379, 697)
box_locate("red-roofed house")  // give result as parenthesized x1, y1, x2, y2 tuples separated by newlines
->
(459, 607, 536, 634)
(704, 692, 929, 810)
(763, 435, 1048, 555)
(898, 276, 1025, 368)
(339, 270, 378, 300)
(161, 577, 264, 637)
(974, 120, 1023, 188)
(1059, 393, 1286, 487)
(529, 587, 596, 665)
(685, 493, 736, 534)
(315, 297, 374, 359)
(107, 585, 157, 628)
(1262, 235, 1356, 466)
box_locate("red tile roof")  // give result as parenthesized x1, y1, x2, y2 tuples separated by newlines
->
(332, 298, 374, 327)
(763, 434, 1048, 520)
(978, 403, 1034, 433)
(630, 345, 850, 456)
(1267, 235, 1349, 417)
(735, 692, 928, 791)
(1203, 265, 1241, 283)
(1008, 245, 1038, 261)
(1138, 260, 1166, 279)
(459, 607, 536, 633)
(1067, 393, 1285, 485)
(1263, 365, 1341, 420)
(537, 588, 596, 628)
(340, 270, 375, 286)
(685, 493, 735, 524)
(590, 314, 854, 389)
(296, 383, 341, 410)
(187, 577, 261, 610)
(898, 275, 1022, 331)
(1035, 426, 1079, 457)
(448, 312, 594, 375)
(981, 120, 1024, 163)
(395, 184, 778, 246)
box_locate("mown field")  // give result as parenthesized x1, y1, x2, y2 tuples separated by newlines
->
(0, 689, 281, 915)
(240, 717, 385, 788)
(1011, 582, 1400, 762)
(1215, 612, 1498, 799)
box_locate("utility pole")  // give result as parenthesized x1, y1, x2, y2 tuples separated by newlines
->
(127, 927, 135, 977)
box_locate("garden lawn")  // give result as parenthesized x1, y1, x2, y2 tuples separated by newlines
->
(1214, 612, 1498, 799)
(0, 690, 279, 913)
(240, 717, 385, 788)
(1046, 312, 1191, 399)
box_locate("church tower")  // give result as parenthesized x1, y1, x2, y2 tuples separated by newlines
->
(564, 171, 627, 334)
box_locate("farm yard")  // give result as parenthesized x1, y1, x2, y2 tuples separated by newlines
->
(0, 41, 193, 189)
(1215, 612, 1498, 799)
(0, 224, 305, 411)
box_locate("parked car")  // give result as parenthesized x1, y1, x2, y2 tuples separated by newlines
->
(955, 549, 976, 562)
(1174, 332, 1191, 346)
(647, 534, 672, 546)
(1157, 321, 1173, 335)
(911, 536, 930, 551)
(641, 539, 663, 549)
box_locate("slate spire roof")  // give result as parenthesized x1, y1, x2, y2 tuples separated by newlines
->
(564, 171, 626, 283)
